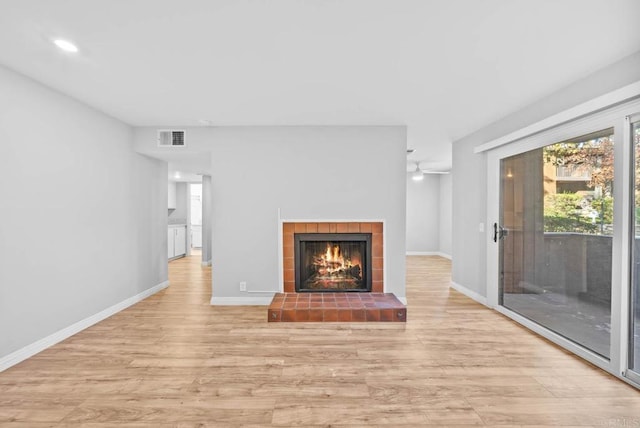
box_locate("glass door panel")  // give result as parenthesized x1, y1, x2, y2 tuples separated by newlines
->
(500, 129, 614, 359)
(630, 119, 640, 374)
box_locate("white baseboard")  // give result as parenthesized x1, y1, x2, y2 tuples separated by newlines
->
(210, 296, 274, 306)
(201, 260, 212, 267)
(406, 251, 452, 259)
(396, 296, 408, 305)
(0, 280, 169, 373)
(449, 281, 488, 306)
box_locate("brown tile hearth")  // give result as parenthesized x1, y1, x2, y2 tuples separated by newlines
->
(268, 292, 406, 322)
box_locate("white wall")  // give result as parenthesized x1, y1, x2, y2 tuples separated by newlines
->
(406, 174, 440, 253)
(405, 173, 452, 257)
(133, 126, 407, 302)
(201, 175, 213, 265)
(451, 50, 640, 298)
(438, 173, 452, 257)
(169, 182, 189, 223)
(168, 180, 177, 209)
(0, 65, 167, 360)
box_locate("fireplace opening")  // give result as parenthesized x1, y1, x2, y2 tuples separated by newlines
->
(294, 233, 372, 292)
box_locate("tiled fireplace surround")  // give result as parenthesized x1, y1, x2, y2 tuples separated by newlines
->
(268, 221, 406, 322)
(283, 221, 384, 293)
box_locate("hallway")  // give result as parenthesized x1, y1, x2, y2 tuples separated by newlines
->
(0, 255, 639, 426)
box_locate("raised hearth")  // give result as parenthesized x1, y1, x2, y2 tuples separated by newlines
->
(268, 292, 406, 322)
(277, 221, 395, 322)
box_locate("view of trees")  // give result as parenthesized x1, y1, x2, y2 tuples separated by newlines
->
(544, 193, 613, 234)
(542, 132, 614, 235)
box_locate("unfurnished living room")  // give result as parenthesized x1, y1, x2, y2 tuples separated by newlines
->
(2, 0, 640, 426)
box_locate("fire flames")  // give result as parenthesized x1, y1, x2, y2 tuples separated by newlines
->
(313, 243, 360, 277)
(318, 244, 349, 273)
(304, 242, 363, 290)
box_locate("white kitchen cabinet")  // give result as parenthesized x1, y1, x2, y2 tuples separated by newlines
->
(168, 228, 175, 258)
(168, 225, 187, 259)
(174, 226, 186, 256)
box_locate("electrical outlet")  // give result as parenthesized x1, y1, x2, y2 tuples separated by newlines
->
(239, 281, 247, 292)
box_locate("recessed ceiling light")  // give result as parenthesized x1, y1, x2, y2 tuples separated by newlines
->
(53, 39, 78, 53)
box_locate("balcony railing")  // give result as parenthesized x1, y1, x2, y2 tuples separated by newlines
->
(556, 165, 591, 180)
(505, 232, 611, 305)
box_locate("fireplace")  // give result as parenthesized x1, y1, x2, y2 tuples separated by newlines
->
(282, 222, 383, 293)
(295, 233, 372, 292)
(273, 222, 405, 322)
(267, 221, 407, 322)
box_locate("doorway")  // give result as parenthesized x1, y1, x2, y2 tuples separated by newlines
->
(190, 183, 203, 251)
(627, 116, 640, 383)
(486, 98, 640, 384)
(498, 129, 614, 358)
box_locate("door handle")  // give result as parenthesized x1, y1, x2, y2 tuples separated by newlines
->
(493, 223, 508, 242)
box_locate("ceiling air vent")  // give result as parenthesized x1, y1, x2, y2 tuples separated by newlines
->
(157, 130, 186, 147)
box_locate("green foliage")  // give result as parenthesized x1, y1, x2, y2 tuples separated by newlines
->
(589, 196, 613, 225)
(544, 193, 582, 218)
(541, 133, 615, 235)
(544, 216, 598, 234)
(543, 193, 612, 235)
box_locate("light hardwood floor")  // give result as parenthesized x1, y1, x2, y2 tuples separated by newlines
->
(1, 255, 639, 427)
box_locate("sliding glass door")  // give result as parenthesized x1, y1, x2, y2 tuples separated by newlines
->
(486, 97, 640, 385)
(629, 117, 640, 379)
(499, 129, 614, 358)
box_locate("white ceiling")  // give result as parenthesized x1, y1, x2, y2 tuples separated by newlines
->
(1, 0, 639, 172)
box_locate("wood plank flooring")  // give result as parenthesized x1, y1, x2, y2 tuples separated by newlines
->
(0, 255, 639, 426)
